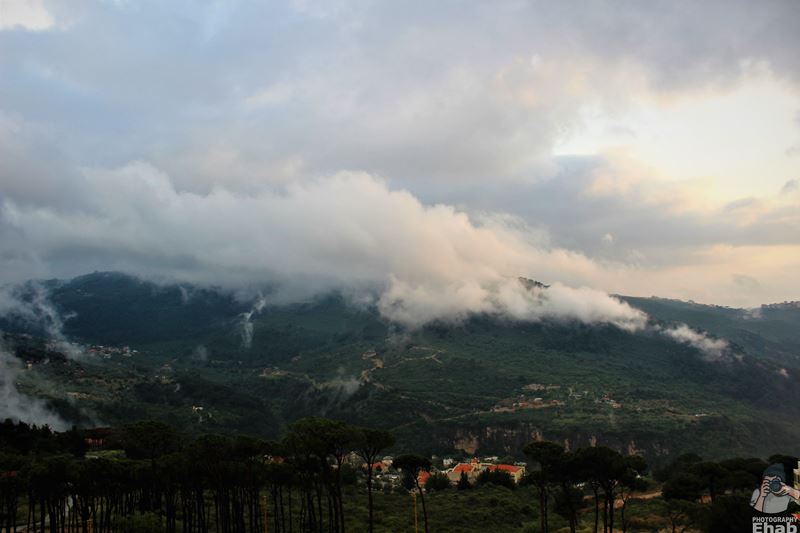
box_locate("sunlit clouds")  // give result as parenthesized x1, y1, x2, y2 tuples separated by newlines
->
(0, 0, 798, 312)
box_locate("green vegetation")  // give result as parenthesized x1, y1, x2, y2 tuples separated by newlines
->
(1, 419, 796, 532)
(3, 273, 800, 468)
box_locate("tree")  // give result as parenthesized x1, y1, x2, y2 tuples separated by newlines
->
(524, 441, 565, 533)
(552, 483, 585, 533)
(476, 469, 515, 489)
(718, 457, 766, 494)
(551, 451, 587, 533)
(687, 461, 726, 502)
(661, 472, 705, 533)
(393, 454, 432, 533)
(424, 473, 451, 492)
(574, 446, 628, 533)
(120, 420, 180, 462)
(457, 471, 472, 490)
(617, 455, 648, 533)
(662, 473, 704, 502)
(706, 494, 753, 533)
(654, 453, 702, 483)
(353, 427, 395, 533)
(119, 420, 180, 512)
(660, 498, 703, 533)
(288, 417, 360, 533)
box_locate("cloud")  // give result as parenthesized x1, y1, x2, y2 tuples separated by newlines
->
(0, 343, 69, 430)
(782, 179, 799, 194)
(0, 0, 798, 313)
(192, 345, 209, 361)
(0, 163, 647, 330)
(2, 0, 799, 197)
(0, 0, 54, 31)
(0, 282, 83, 358)
(658, 324, 730, 361)
(240, 295, 267, 348)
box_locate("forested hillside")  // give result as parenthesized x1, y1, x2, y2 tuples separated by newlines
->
(2, 272, 799, 466)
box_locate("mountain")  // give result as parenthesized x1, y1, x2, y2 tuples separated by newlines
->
(2, 272, 799, 465)
(620, 295, 800, 366)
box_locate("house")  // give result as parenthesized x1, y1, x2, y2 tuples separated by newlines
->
(84, 427, 114, 449)
(447, 462, 480, 485)
(366, 462, 386, 473)
(417, 471, 431, 487)
(487, 464, 526, 484)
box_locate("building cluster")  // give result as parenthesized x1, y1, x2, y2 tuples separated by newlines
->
(364, 456, 403, 491)
(86, 344, 136, 358)
(492, 395, 564, 413)
(443, 458, 526, 486)
(597, 393, 622, 409)
(350, 455, 527, 492)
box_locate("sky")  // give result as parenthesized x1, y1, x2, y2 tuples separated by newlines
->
(1, 0, 799, 324)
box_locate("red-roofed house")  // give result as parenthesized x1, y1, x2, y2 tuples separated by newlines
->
(488, 464, 526, 484)
(367, 462, 384, 471)
(447, 462, 479, 484)
(417, 470, 431, 487)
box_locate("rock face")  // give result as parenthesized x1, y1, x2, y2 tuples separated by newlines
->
(453, 435, 480, 455)
(433, 422, 675, 463)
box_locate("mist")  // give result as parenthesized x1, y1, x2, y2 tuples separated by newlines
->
(0, 283, 83, 359)
(240, 295, 268, 349)
(0, 343, 69, 430)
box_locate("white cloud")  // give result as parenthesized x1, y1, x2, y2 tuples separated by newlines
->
(0, 163, 647, 330)
(0, 0, 798, 311)
(0, 282, 83, 358)
(240, 295, 267, 348)
(0, 343, 69, 430)
(0, 0, 54, 31)
(659, 324, 730, 361)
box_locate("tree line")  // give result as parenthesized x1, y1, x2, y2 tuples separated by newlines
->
(0, 418, 794, 532)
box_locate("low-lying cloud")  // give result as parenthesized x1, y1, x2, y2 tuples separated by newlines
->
(0, 283, 82, 359)
(1, 163, 646, 331)
(658, 324, 730, 361)
(0, 343, 69, 430)
(240, 295, 268, 349)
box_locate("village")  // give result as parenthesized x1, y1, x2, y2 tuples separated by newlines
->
(490, 382, 623, 413)
(352, 453, 527, 492)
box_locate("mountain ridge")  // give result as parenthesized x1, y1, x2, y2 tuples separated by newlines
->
(1, 271, 799, 464)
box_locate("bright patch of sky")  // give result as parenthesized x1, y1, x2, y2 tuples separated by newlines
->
(554, 76, 800, 202)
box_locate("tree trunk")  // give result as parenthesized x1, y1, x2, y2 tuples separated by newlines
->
(415, 481, 429, 533)
(366, 466, 374, 533)
(539, 486, 547, 533)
